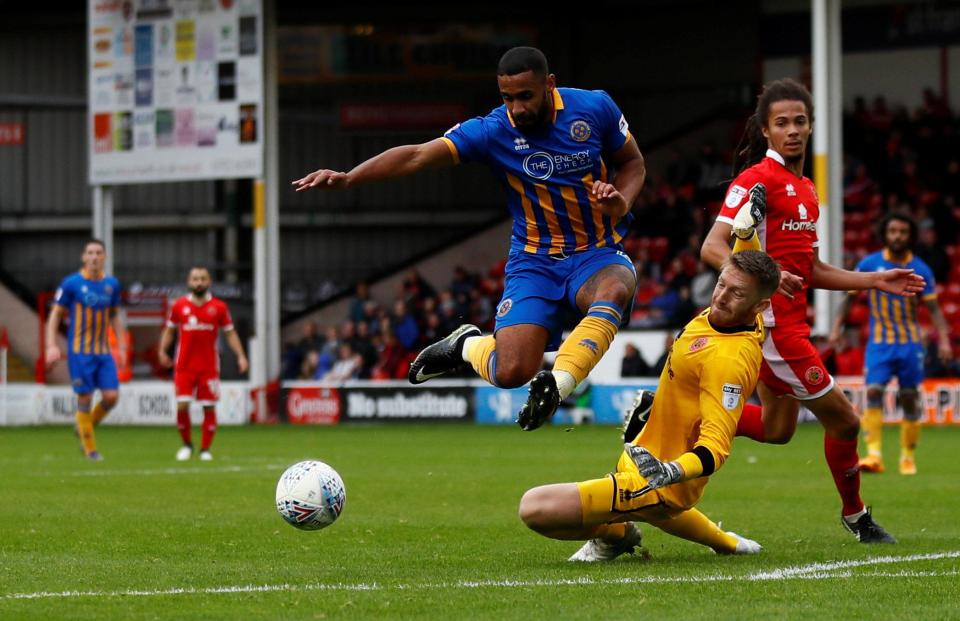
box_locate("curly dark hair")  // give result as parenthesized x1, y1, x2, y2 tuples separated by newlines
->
(877, 211, 918, 247)
(733, 78, 814, 175)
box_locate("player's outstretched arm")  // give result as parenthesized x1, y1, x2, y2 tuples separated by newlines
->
(292, 138, 456, 192)
(811, 252, 924, 295)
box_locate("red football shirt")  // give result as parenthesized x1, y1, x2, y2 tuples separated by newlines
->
(717, 149, 820, 329)
(166, 295, 234, 373)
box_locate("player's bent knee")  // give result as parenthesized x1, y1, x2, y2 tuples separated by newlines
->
(518, 489, 549, 531)
(100, 392, 119, 409)
(763, 430, 794, 445)
(518, 487, 574, 533)
(866, 386, 884, 408)
(495, 360, 538, 388)
(900, 389, 921, 421)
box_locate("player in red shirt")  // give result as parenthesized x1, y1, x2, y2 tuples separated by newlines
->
(158, 267, 248, 461)
(701, 79, 923, 543)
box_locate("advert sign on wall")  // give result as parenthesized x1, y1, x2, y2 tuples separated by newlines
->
(88, 0, 263, 184)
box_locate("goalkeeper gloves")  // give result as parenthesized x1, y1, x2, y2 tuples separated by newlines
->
(731, 183, 766, 240)
(624, 444, 683, 491)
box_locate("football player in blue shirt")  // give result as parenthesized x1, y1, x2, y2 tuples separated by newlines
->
(830, 212, 952, 475)
(294, 47, 645, 429)
(45, 239, 127, 460)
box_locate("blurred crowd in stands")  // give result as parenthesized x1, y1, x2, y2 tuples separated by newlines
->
(283, 92, 960, 381)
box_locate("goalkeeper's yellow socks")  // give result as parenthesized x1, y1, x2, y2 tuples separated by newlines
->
(91, 401, 110, 425)
(75, 409, 97, 456)
(650, 508, 739, 553)
(553, 303, 621, 400)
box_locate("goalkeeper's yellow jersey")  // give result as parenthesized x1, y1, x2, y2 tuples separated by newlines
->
(634, 308, 764, 510)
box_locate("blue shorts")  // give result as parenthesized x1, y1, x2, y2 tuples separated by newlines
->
(864, 342, 924, 389)
(494, 246, 636, 351)
(67, 354, 119, 395)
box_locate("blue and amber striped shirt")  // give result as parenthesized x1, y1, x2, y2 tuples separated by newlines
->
(441, 87, 634, 256)
(53, 270, 121, 356)
(856, 250, 936, 346)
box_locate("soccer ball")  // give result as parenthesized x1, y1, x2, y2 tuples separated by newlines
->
(275, 460, 346, 531)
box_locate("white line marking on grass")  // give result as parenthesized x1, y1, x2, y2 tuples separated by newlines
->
(4, 551, 958, 601)
(69, 464, 285, 477)
(744, 550, 960, 580)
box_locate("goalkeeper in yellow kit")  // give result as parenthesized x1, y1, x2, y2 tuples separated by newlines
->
(518, 250, 780, 560)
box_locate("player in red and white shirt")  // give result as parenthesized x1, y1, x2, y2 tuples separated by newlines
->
(158, 267, 248, 461)
(700, 79, 923, 543)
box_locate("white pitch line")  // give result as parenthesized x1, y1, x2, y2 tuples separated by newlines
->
(3, 551, 958, 601)
(744, 550, 960, 580)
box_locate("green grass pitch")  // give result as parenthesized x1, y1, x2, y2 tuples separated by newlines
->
(1, 423, 958, 620)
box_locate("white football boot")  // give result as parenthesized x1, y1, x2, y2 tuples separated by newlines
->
(569, 522, 642, 562)
(726, 531, 763, 554)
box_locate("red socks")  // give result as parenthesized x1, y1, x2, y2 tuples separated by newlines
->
(824, 435, 865, 516)
(201, 408, 217, 451)
(735, 403, 766, 442)
(177, 408, 192, 447)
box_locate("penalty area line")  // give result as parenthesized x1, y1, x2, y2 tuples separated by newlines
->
(4, 551, 959, 601)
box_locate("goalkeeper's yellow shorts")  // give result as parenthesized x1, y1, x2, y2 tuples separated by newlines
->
(576, 450, 684, 525)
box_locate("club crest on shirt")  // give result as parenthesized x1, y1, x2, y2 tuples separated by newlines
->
(570, 120, 591, 142)
(496, 298, 513, 318)
(689, 336, 709, 352)
(805, 366, 824, 385)
(725, 185, 747, 208)
(721, 384, 742, 410)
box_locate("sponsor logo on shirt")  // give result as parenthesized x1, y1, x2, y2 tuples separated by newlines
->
(496, 298, 513, 318)
(721, 383, 742, 410)
(781, 203, 816, 231)
(725, 185, 747, 208)
(522, 150, 592, 180)
(513, 137, 529, 151)
(183, 314, 216, 331)
(618, 114, 629, 137)
(786, 183, 796, 197)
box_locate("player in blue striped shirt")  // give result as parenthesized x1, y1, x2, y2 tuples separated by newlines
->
(831, 212, 952, 475)
(45, 239, 127, 460)
(295, 47, 645, 428)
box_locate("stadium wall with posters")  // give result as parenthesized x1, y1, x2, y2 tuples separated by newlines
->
(280, 377, 960, 428)
(0, 381, 249, 426)
(5, 378, 960, 427)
